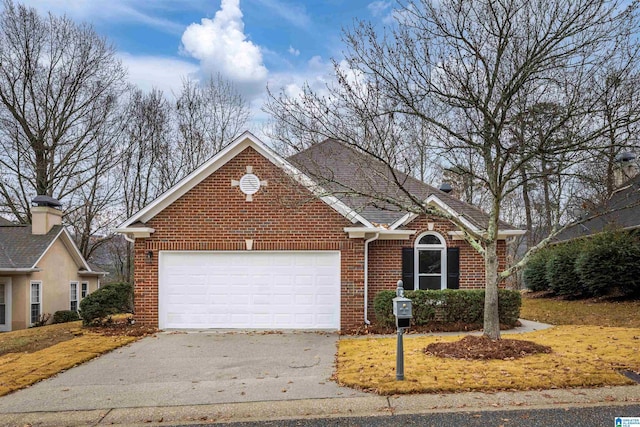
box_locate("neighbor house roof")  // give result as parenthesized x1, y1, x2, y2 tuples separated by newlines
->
(0, 222, 93, 272)
(554, 174, 640, 241)
(288, 139, 516, 232)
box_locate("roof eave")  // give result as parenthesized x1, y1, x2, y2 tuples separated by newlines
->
(113, 227, 155, 239)
(78, 270, 109, 276)
(344, 227, 416, 240)
(0, 268, 41, 273)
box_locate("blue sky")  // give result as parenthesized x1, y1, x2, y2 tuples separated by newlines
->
(18, 0, 395, 131)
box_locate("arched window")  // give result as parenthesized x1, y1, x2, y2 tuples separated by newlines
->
(414, 232, 446, 290)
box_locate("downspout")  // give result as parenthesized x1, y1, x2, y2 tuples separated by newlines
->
(364, 232, 380, 325)
(123, 233, 135, 243)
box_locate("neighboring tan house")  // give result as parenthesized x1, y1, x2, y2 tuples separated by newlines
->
(0, 197, 103, 331)
(116, 132, 523, 331)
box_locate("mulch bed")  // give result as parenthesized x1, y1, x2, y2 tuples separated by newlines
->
(424, 335, 552, 360)
(344, 321, 520, 336)
(86, 319, 157, 337)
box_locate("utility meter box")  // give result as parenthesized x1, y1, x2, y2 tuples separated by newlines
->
(393, 296, 412, 329)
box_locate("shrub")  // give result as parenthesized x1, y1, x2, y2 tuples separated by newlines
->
(79, 282, 133, 325)
(404, 290, 438, 325)
(546, 241, 586, 297)
(30, 313, 51, 328)
(53, 310, 80, 324)
(522, 249, 551, 292)
(498, 289, 522, 325)
(576, 232, 640, 297)
(372, 289, 521, 328)
(373, 290, 396, 328)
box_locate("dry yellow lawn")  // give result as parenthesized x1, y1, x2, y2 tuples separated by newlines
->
(521, 298, 640, 327)
(0, 325, 140, 397)
(336, 325, 640, 395)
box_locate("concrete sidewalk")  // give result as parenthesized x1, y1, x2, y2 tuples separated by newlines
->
(0, 384, 637, 426)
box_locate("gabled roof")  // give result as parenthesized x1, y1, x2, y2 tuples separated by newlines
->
(116, 131, 374, 230)
(0, 223, 92, 272)
(288, 139, 517, 232)
(555, 174, 640, 241)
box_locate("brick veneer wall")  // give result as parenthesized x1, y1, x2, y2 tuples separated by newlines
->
(367, 216, 507, 324)
(133, 146, 365, 330)
(132, 145, 508, 331)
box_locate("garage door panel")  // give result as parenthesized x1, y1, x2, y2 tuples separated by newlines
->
(159, 251, 340, 329)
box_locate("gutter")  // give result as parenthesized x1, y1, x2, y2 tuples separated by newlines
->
(0, 268, 41, 273)
(363, 232, 380, 325)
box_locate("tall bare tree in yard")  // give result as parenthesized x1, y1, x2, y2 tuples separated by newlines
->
(0, 1, 125, 228)
(266, 0, 640, 339)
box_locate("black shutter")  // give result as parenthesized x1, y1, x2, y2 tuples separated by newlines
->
(401, 247, 414, 290)
(447, 247, 460, 289)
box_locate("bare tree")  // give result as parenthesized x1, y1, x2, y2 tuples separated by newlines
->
(266, 0, 640, 339)
(0, 0, 126, 223)
(174, 74, 250, 181)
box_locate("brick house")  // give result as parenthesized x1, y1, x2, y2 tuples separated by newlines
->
(115, 132, 523, 331)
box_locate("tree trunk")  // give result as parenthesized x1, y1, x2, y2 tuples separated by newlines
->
(483, 239, 501, 339)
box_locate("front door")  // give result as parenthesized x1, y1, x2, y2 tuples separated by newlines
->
(0, 278, 11, 332)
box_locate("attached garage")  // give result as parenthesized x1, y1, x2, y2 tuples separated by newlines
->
(158, 251, 341, 330)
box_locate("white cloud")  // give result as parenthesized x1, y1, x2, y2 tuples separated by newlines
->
(17, 0, 187, 34)
(252, 0, 311, 29)
(118, 53, 199, 96)
(367, 1, 392, 17)
(180, 0, 268, 98)
(288, 45, 300, 56)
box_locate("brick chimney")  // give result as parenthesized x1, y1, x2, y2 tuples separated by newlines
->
(31, 196, 63, 235)
(614, 152, 638, 188)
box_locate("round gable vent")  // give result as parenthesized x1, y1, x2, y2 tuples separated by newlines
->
(239, 173, 261, 195)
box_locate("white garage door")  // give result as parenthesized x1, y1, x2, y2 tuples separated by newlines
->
(158, 251, 341, 330)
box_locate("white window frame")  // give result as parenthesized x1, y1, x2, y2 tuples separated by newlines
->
(30, 281, 42, 326)
(70, 282, 79, 312)
(414, 231, 447, 290)
(81, 282, 88, 299)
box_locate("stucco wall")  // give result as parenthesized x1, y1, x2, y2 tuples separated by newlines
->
(7, 237, 99, 331)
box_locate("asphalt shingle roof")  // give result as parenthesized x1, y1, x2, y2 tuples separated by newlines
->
(288, 139, 514, 230)
(0, 224, 63, 269)
(555, 174, 640, 241)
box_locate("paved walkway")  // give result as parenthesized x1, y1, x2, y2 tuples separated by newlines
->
(0, 319, 637, 427)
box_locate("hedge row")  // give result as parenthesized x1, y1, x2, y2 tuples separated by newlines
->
(522, 231, 640, 298)
(373, 289, 521, 329)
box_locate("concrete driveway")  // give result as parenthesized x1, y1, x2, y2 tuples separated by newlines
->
(0, 331, 364, 413)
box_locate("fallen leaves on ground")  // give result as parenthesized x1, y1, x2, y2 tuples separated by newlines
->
(336, 325, 640, 395)
(0, 317, 156, 396)
(520, 297, 640, 327)
(424, 335, 552, 360)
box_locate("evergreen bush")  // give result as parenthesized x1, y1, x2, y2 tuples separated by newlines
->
(545, 241, 586, 297)
(79, 283, 133, 325)
(52, 310, 80, 324)
(523, 249, 551, 292)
